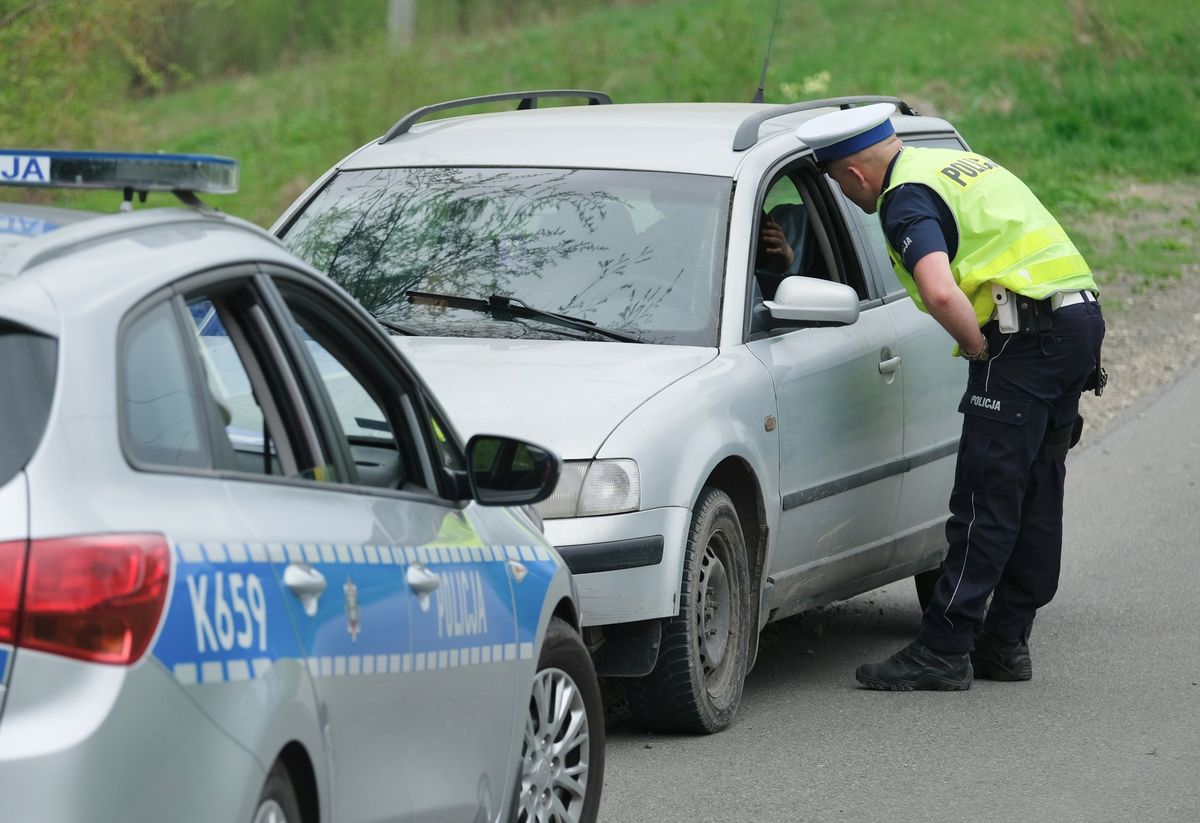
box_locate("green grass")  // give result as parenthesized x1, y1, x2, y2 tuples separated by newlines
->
(1072, 194, 1199, 290)
(4, 0, 1198, 285)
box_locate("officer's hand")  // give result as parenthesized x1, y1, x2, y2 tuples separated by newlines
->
(960, 336, 989, 362)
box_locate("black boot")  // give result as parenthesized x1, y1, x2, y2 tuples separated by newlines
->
(855, 640, 973, 691)
(971, 633, 1032, 681)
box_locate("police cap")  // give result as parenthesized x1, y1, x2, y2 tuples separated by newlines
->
(795, 102, 897, 165)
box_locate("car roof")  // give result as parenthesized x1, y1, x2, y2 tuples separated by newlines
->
(0, 203, 306, 333)
(341, 102, 956, 176)
(0, 201, 97, 260)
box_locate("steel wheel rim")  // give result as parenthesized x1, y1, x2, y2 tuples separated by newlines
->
(518, 666, 591, 823)
(253, 800, 288, 823)
(695, 529, 733, 686)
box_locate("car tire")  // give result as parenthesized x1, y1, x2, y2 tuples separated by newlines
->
(626, 487, 751, 734)
(517, 617, 605, 823)
(914, 565, 942, 613)
(252, 762, 302, 823)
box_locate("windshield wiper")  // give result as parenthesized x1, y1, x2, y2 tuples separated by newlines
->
(406, 291, 642, 343)
(372, 314, 422, 336)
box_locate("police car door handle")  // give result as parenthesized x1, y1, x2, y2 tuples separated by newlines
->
(406, 563, 440, 595)
(284, 563, 326, 617)
(878, 354, 902, 374)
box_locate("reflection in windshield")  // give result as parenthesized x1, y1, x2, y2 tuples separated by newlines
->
(281, 167, 730, 346)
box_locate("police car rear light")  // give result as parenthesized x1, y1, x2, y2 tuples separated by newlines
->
(0, 539, 28, 645)
(17, 534, 171, 666)
(0, 150, 238, 194)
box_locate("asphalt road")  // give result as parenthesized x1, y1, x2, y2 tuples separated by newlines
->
(599, 362, 1200, 823)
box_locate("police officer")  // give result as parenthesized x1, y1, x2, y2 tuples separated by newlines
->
(796, 103, 1106, 690)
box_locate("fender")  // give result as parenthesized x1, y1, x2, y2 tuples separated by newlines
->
(594, 348, 782, 631)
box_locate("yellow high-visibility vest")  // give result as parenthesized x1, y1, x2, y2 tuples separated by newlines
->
(878, 147, 1097, 326)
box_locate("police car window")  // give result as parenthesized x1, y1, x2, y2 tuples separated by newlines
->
(185, 297, 290, 476)
(121, 301, 209, 470)
(429, 407, 465, 472)
(296, 321, 392, 440)
(0, 322, 56, 487)
(275, 288, 425, 493)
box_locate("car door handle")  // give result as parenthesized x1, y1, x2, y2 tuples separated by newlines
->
(284, 563, 326, 617)
(878, 355, 902, 374)
(406, 563, 440, 595)
(508, 559, 528, 583)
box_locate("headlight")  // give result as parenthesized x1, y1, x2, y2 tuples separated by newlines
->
(536, 459, 640, 519)
(577, 459, 640, 516)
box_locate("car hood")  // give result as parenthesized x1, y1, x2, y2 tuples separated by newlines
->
(395, 337, 717, 458)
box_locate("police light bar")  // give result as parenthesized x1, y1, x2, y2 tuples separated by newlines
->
(0, 150, 238, 194)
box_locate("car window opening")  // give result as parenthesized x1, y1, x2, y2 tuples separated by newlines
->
(184, 295, 298, 478)
(276, 286, 430, 495)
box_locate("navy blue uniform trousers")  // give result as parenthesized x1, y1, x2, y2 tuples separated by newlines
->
(919, 297, 1106, 653)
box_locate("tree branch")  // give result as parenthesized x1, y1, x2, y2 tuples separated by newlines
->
(0, 0, 51, 32)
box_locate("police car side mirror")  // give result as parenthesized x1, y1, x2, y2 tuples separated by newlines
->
(764, 276, 860, 328)
(465, 434, 561, 507)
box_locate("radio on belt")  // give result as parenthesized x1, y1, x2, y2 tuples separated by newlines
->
(991, 282, 1019, 333)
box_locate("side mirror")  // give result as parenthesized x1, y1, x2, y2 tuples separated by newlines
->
(763, 276, 861, 327)
(465, 434, 561, 507)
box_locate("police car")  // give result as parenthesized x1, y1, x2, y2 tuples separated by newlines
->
(0, 151, 604, 823)
(273, 91, 970, 733)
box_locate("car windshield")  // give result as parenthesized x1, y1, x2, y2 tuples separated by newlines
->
(280, 167, 731, 346)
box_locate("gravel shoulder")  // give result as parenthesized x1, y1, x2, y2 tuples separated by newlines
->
(1074, 181, 1200, 437)
(1078, 277, 1200, 437)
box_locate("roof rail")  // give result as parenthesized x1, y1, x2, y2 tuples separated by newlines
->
(379, 89, 613, 144)
(732, 95, 919, 152)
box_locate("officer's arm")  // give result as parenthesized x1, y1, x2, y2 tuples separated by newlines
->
(912, 251, 987, 356)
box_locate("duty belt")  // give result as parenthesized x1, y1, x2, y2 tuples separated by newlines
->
(1049, 290, 1095, 311)
(989, 288, 1107, 397)
(993, 288, 1096, 334)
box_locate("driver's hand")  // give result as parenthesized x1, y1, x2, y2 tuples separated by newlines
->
(759, 218, 795, 268)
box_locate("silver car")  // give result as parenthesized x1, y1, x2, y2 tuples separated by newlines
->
(0, 151, 604, 823)
(275, 92, 971, 734)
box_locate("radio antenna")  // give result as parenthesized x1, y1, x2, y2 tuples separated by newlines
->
(751, 0, 783, 104)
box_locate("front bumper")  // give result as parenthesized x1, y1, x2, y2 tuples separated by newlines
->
(544, 506, 690, 626)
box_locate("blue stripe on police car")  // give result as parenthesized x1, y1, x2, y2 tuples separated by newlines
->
(154, 544, 301, 685)
(0, 214, 60, 238)
(511, 546, 560, 651)
(153, 542, 559, 685)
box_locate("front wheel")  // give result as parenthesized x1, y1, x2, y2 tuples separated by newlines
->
(252, 762, 301, 823)
(517, 617, 605, 823)
(626, 487, 751, 734)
